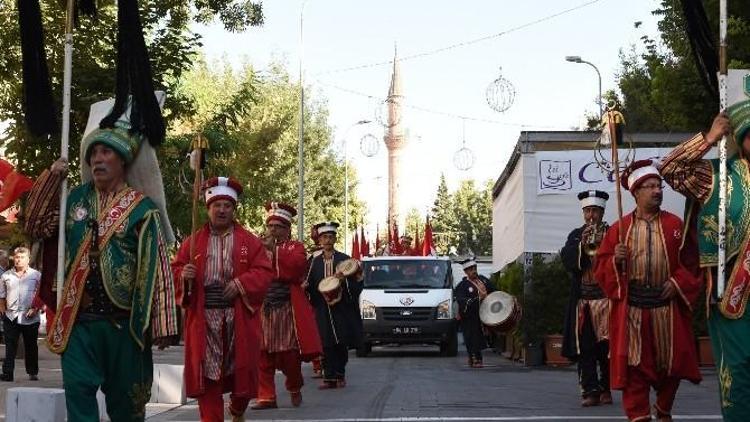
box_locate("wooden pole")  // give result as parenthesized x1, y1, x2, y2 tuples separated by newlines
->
(56, 0, 75, 306)
(717, 0, 728, 298)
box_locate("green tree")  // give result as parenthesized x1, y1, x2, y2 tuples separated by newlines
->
(452, 179, 493, 256)
(430, 174, 457, 255)
(161, 59, 365, 247)
(615, 1, 750, 132)
(0, 0, 263, 177)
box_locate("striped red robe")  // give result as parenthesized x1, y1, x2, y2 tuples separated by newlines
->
(594, 210, 702, 389)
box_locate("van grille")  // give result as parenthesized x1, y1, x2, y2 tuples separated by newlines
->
(380, 307, 434, 321)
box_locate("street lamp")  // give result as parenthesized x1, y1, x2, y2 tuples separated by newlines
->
(343, 119, 371, 254)
(565, 55, 603, 120)
(297, 0, 308, 241)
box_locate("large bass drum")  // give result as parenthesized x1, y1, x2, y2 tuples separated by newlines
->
(479, 291, 521, 334)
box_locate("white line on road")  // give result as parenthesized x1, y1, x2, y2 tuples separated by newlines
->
(152, 408, 723, 421)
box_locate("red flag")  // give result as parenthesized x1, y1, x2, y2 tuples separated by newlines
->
(360, 226, 370, 257)
(351, 229, 361, 259)
(422, 216, 436, 256)
(0, 159, 33, 212)
(413, 224, 422, 256)
(375, 224, 381, 252)
(392, 222, 402, 255)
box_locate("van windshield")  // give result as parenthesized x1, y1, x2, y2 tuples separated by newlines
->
(362, 260, 451, 289)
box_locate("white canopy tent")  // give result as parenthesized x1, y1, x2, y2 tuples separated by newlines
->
(491, 131, 707, 273)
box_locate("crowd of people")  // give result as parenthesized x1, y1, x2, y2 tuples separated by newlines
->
(3, 103, 750, 422)
(557, 107, 750, 421)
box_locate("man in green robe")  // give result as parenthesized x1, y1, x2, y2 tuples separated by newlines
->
(659, 101, 750, 421)
(26, 123, 179, 421)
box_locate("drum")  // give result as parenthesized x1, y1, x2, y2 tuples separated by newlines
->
(336, 258, 361, 277)
(318, 276, 343, 305)
(479, 291, 521, 334)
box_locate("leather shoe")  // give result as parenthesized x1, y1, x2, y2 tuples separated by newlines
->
(28, 374, 38, 381)
(291, 391, 302, 407)
(250, 400, 277, 410)
(318, 380, 338, 390)
(311, 369, 323, 379)
(472, 361, 484, 368)
(0, 373, 13, 382)
(336, 378, 346, 388)
(599, 390, 612, 404)
(581, 395, 600, 407)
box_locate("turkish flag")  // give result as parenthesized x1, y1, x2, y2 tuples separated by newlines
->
(351, 229, 361, 260)
(0, 159, 33, 212)
(422, 217, 436, 256)
(359, 226, 369, 257)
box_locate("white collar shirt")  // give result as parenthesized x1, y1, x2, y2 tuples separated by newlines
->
(0, 267, 42, 324)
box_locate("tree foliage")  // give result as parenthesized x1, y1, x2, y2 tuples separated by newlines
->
(162, 59, 365, 245)
(430, 175, 493, 256)
(615, 1, 750, 132)
(0, 0, 262, 177)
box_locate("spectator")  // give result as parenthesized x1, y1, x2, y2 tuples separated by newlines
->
(0, 246, 42, 381)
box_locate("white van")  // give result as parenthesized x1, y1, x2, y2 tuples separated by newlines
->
(357, 256, 457, 357)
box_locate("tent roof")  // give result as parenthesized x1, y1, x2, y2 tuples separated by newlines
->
(491, 131, 694, 199)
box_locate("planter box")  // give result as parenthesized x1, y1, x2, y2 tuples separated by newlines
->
(697, 336, 714, 367)
(523, 343, 544, 366)
(544, 334, 572, 367)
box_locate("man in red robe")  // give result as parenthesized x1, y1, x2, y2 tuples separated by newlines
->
(595, 160, 702, 422)
(172, 176, 273, 421)
(252, 202, 321, 410)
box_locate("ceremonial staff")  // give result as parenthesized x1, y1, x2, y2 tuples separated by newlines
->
(607, 108, 625, 244)
(56, 0, 76, 305)
(716, 0, 728, 298)
(187, 134, 209, 294)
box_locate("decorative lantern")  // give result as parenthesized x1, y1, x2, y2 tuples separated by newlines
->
(486, 68, 516, 113)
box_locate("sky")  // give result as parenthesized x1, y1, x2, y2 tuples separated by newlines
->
(196, 0, 663, 233)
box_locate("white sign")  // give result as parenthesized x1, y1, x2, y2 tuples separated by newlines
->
(535, 147, 675, 195)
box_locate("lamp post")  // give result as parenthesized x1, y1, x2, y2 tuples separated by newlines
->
(343, 119, 371, 254)
(297, 0, 308, 240)
(565, 55, 603, 120)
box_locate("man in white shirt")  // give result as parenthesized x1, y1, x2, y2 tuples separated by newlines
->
(0, 246, 42, 381)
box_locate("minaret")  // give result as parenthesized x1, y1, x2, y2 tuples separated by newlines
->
(384, 46, 406, 231)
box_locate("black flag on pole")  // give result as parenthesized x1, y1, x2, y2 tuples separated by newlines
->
(680, 0, 719, 100)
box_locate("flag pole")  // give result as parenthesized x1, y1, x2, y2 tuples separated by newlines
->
(717, 0, 728, 298)
(56, 0, 75, 306)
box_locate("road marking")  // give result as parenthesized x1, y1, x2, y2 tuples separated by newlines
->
(152, 408, 723, 421)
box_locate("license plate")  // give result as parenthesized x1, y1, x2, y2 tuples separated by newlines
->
(392, 326, 420, 334)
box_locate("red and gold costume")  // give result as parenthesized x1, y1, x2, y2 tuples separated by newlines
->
(172, 177, 274, 421)
(595, 162, 701, 421)
(255, 203, 321, 408)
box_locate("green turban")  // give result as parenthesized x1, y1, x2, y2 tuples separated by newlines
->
(82, 127, 141, 165)
(727, 99, 750, 145)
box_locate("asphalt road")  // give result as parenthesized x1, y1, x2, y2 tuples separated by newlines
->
(145, 339, 722, 422)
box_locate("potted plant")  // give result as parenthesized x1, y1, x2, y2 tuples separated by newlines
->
(525, 255, 571, 367)
(495, 262, 523, 359)
(692, 285, 714, 367)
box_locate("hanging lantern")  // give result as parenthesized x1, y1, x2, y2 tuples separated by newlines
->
(453, 119, 475, 171)
(374, 98, 401, 128)
(453, 147, 475, 171)
(360, 133, 380, 157)
(486, 67, 516, 113)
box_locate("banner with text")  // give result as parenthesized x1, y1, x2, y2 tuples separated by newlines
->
(535, 148, 675, 195)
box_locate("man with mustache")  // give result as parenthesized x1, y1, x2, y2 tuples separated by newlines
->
(172, 176, 273, 421)
(560, 190, 612, 407)
(594, 160, 702, 422)
(658, 104, 750, 421)
(24, 124, 179, 421)
(252, 202, 320, 410)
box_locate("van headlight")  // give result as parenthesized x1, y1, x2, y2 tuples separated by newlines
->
(436, 300, 451, 319)
(361, 300, 376, 320)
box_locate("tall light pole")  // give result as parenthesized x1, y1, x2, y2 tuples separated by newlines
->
(343, 119, 371, 254)
(297, 0, 308, 240)
(565, 55, 603, 120)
